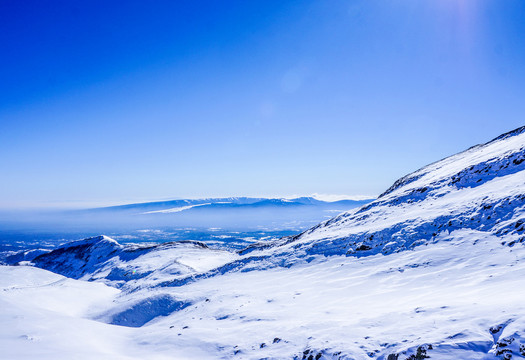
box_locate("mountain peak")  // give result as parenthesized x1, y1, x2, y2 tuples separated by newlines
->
(253, 126, 525, 259)
(379, 125, 525, 199)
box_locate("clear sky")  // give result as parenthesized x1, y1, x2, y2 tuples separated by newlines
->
(1, 0, 525, 209)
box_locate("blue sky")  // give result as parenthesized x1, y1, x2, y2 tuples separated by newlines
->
(1, 0, 525, 208)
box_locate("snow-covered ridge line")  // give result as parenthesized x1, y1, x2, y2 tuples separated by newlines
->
(28, 235, 236, 290)
(234, 126, 525, 261)
(379, 125, 525, 198)
(88, 196, 373, 213)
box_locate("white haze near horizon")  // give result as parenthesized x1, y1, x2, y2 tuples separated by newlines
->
(0, 194, 376, 211)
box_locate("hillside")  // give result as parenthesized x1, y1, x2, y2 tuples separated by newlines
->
(239, 126, 525, 260)
(1, 126, 525, 359)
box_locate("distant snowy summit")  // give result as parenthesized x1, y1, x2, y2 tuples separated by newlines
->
(62, 195, 374, 231)
(88, 196, 372, 215)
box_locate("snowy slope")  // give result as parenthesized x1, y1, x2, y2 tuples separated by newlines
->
(117, 229, 525, 360)
(3, 230, 525, 359)
(30, 235, 237, 289)
(0, 266, 214, 360)
(239, 126, 525, 260)
(2, 126, 525, 359)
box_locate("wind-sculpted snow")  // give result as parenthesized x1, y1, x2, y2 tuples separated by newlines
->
(4, 229, 525, 359)
(98, 293, 192, 327)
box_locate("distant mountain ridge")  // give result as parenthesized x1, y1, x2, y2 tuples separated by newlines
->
(86, 196, 372, 214)
(0, 196, 374, 235)
(54, 196, 374, 231)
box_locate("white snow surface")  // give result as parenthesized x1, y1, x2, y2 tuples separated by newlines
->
(1, 126, 525, 359)
(2, 230, 525, 359)
(261, 126, 525, 258)
(0, 266, 213, 359)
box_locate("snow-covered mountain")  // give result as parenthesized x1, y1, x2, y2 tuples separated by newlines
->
(92, 196, 367, 213)
(29, 235, 236, 290)
(82, 196, 373, 231)
(1, 126, 525, 359)
(238, 126, 525, 259)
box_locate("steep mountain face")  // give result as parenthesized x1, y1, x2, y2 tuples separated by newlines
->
(242, 126, 525, 260)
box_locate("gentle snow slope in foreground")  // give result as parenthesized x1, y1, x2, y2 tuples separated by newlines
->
(2, 230, 525, 359)
(1, 126, 525, 359)
(0, 266, 215, 360)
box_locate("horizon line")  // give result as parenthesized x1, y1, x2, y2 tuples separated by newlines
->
(0, 193, 377, 211)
